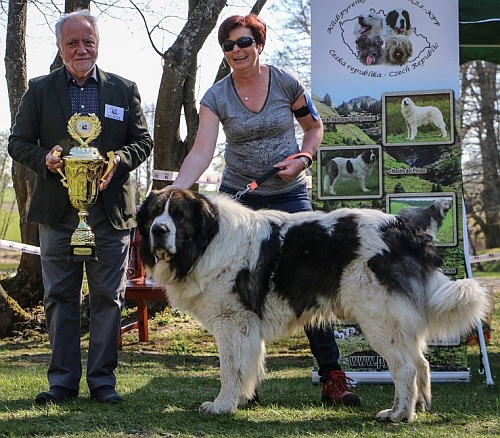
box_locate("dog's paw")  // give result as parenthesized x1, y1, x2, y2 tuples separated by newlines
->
(199, 401, 234, 415)
(376, 408, 417, 422)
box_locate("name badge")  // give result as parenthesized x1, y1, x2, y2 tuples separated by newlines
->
(105, 104, 124, 121)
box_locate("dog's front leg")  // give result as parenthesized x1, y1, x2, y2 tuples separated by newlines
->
(359, 175, 370, 192)
(199, 318, 264, 414)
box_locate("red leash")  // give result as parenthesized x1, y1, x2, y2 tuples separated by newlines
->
(235, 152, 312, 199)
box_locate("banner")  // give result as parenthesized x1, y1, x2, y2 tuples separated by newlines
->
(311, 0, 468, 383)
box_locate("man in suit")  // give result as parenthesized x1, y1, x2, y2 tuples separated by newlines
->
(8, 9, 153, 405)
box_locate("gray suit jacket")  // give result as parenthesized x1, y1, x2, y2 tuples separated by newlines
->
(8, 66, 153, 230)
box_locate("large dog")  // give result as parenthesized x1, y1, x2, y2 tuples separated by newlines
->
(397, 199, 452, 241)
(323, 149, 376, 195)
(137, 188, 487, 422)
(401, 97, 448, 140)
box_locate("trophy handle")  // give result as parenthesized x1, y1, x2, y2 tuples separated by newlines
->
(99, 151, 116, 189)
(52, 150, 69, 188)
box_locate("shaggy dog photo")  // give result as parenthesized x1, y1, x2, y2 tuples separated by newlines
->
(385, 9, 412, 35)
(401, 97, 448, 140)
(323, 149, 376, 195)
(356, 34, 385, 65)
(385, 34, 413, 65)
(397, 199, 452, 241)
(137, 188, 488, 422)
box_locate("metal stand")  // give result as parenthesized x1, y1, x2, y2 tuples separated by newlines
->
(462, 197, 494, 387)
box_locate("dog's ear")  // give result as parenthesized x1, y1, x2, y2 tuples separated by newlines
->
(136, 191, 159, 237)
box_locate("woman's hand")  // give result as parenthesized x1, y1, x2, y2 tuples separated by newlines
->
(274, 157, 306, 182)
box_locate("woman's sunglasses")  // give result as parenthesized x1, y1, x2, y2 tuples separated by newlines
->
(221, 36, 256, 52)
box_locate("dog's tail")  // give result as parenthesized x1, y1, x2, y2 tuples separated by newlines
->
(426, 273, 489, 339)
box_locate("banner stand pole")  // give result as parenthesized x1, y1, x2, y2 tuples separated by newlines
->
(462, 197, 494, 387)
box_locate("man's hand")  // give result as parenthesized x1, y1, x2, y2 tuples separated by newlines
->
(46, 146, 64, 173)
(99, 154, 121, 191)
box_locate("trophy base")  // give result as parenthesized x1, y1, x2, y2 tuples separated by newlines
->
(68, 245, 98, 262)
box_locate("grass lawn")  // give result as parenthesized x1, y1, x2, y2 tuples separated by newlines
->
(0, 282, 498, 437)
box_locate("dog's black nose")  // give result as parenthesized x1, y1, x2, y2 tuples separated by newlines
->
(151, 223, 168, 237)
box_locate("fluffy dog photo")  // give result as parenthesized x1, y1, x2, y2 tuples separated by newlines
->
(323, 149, 377, 196)
(137, 188, 488, 422)
(397, 198, 452, 242)
(385, 34, 412, 65)
(401, 97, 447, 140)
(355, 34, 385, 65)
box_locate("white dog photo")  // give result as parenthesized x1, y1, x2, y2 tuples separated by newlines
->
(354, 11, 384, 38)
(401, 97, 448, 140)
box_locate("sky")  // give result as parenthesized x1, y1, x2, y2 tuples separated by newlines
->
(0, 1, 286, 133)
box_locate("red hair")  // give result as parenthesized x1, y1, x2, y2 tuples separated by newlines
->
(218, 14, 267, 49)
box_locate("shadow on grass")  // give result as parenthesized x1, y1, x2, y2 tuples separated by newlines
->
(0, 350, 498, 437)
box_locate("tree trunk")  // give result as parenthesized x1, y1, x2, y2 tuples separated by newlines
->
(476, 62, 500, 248)
(153, 0, 227, 190)
(3, 0, 44, 308)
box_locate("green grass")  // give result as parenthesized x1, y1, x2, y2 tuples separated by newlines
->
(0, 288, 499, 437)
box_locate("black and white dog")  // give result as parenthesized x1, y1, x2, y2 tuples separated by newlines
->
(385, 9, 412, 35)
(137, 188, 487, 422)
(323, 149, 377, 195)
(397, 199, 452, 241)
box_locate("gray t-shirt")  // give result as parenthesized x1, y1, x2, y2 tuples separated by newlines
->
(201, 65, 307, 195)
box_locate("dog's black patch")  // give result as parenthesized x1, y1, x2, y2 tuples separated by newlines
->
(273, 216, 360, 317)
(367, 216, 442, 301)
(233, 222, 282, 318)
(168, 191, 220, 279)
(346, 160, 353, 174)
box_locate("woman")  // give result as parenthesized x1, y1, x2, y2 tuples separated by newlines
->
(171, 13, 360, 407)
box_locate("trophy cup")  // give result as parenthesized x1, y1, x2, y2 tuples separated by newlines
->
(54, 113, 115, 261)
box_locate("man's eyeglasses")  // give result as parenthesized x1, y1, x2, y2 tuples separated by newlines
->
(221, 37, 256, 52)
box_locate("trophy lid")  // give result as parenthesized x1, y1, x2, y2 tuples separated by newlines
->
(65, 146, 103, 160)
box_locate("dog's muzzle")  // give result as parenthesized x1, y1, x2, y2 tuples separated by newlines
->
(150, 223, 173, 262)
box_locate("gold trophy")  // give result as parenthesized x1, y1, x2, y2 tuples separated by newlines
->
(54, 113, 115, 261)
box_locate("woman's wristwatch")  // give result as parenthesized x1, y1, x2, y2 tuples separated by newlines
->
(297, 156, 311, 169)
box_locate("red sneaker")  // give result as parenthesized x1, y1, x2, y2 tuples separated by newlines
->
(321, 370, 361, 406)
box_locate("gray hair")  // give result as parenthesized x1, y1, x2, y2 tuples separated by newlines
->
(55, 9, 100, 49)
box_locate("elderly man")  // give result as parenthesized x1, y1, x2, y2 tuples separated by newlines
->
(9, 9, 153, 404)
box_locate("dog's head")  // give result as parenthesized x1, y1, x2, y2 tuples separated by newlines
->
(356, 34, 385, 65)
(386, 34, 412, 65)
(355, 11, 384, 36)
(137, 188, 220, 281)
(432, 199, 452, 220)
(401, 97, 413, 110)
(386, 9, 411, 35)
(360, 149, 377, 165)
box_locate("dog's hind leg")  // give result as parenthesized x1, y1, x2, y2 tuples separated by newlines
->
(360, 323, 420, 422)
(199, 317, 264, 414)
(414, 338, 431, 413)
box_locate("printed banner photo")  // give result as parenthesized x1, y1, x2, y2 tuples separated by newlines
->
(311, 0, 469, 383)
